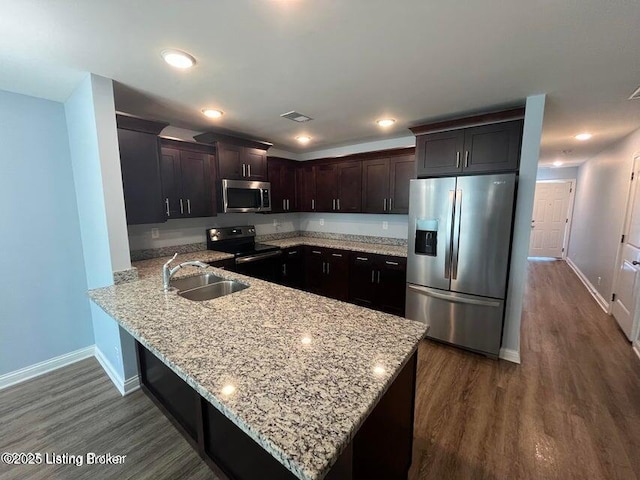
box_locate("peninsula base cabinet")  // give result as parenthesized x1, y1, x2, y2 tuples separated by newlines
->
(349, 254, 407, 316)
(136, 341, 417, 480)
(280, 247, 305, 289)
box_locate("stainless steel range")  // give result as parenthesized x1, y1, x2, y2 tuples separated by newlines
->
(206, 226, 282, 281)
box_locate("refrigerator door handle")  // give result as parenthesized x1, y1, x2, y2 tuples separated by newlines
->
(445, 190, 455, 279)
(407, 284, 502, 308)
(451, 189, 462, 280)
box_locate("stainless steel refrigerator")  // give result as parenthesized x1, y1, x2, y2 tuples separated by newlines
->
(405, 173, 516, 357)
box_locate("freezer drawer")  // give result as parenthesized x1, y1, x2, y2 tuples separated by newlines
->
(405, 283, 504, 357)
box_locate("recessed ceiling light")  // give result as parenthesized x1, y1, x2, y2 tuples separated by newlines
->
(161, 49, 196, 69)
(296, 135, 312, 144)
(376, 118, 396, 127)
(553, 160, 564, 167)
(202, 109, 224, 118)
(575, 133, 592, 141)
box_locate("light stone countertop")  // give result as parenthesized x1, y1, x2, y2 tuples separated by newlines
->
(89, 266, 426, 480)
(262, 236, 408, 258)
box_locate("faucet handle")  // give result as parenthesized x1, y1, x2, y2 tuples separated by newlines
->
(164, 253, 178, 268)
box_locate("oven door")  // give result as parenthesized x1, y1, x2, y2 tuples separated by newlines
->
(235, 250, 282, 282)
(222, 179, 272, 213)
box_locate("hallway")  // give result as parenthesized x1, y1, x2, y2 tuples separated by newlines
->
(410, 259, 640, 480)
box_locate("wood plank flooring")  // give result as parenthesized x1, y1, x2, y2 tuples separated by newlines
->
(1, 260, 639, 479)
(409, 259, 640, 480)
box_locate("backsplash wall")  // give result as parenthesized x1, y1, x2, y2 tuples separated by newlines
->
(299, 213, 408, 239)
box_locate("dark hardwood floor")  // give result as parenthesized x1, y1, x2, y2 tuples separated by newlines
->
(1, 260, 639, 480)
(410, 259, 640, 480)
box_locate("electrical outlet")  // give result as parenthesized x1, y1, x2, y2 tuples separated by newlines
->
(273, 219, 279, 227)
(151, 228, 159, 239)
(382, 221, 388, 230)
(597, 276, 602, 285)
(319, 218, 324, 226)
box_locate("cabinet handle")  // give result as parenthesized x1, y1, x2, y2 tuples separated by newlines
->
(242, 164, 246, 177)
(312, 250, 322, 254)
(165, 198, 170, 216)
(371, 270, 375, 283)
(327, 262, 330, 275)
(283, 199, 286, 210)
(456, 151, 460, 169)
(389, 197, 393, 211)
(385, 261, 399, 266)
(187, 199, 191, 214)
(377, 270, 381, 284)
(356, 257, 368, 261)
(383, 198, 387, 211)
(283, 264, 287, 275)
(289, 250, 298, 255)
(337, 199, 340, 210)
(322, 262, 326, 274)
(248, 164, 251, 177)
(180, 199, 184, 214)
(331, 253, 342, 257)
(465, 151, 469, 168)
(312, 199, 315, 210)
(286, 199, 290, 210)
(332, 199, 336, 210)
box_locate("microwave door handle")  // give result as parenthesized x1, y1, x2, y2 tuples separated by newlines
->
(451, 189, 462, 280)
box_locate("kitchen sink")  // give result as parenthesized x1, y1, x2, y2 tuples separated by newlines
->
(170, 273, 226, 292)
(178, 280, 249, 302)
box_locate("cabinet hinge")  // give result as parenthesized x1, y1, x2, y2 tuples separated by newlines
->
(621, 234, 626, 244)
(612, 293, 616, 302)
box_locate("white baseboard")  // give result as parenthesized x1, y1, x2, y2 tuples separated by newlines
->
(565, 257, 610, 313)
(633, 340, 640, 362)
(499, 348, 521, 364)
(0, 345, 95, 391)
(94, 347, 139, 396)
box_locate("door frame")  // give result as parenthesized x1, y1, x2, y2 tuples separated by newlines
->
(531, 179, 577, 259)
(611, 155, 640, 340)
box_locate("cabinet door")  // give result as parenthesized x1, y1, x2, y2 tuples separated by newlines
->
(349, 253, 376, 307)
(297, 165, 316, 212)
(388, 155, 415, 214)
(462, 120, 522, 174)
(376, 256, 407, 316)
(179, 150, 211, 218)
(160, 147, 183, 218)
(218, 143, 244, 179)
(118, 129, 166, 225)
(362, 158, 390, 214)
(304, 247, 325, 294)
(282, 163, 297, 211)
(416, 130, 465, 177)
(336, 161, 362, 212)
(324, 250, 349, 301)
(281, 247, 304, 289)
(315, 164, 338, 212)
(268, 160, 285, 213)
(245, 148, 268, 181)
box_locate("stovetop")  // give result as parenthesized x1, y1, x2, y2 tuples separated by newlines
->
(205, 225, 281, 257)
(214, 242, 280, 257)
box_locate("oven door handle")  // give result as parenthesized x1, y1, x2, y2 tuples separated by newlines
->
(235, 250, 283, 264)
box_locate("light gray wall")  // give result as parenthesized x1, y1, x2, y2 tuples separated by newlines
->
(502, 94, 546, 362)
(536, 166, 579, 181)
(567, 128, 640, 304)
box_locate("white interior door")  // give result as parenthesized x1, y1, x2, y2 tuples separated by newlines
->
(612, 160, 640, 341)
(529, 182, 573, 258)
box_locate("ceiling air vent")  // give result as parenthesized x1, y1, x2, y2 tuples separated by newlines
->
(280, 111, 313, 122)
(629, 85, 640, 100)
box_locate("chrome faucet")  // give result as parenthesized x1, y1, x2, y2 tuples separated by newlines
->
(162, 253, 209, 291)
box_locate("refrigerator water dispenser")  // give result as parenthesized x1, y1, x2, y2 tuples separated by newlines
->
(415, 219, 438, 256)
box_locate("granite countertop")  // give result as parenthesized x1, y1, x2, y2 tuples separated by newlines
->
(89, 267, 426, 480)
(132, 250, 235, 279)
(262, 236, 408, 258)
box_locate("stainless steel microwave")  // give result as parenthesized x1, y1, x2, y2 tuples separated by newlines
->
(220, 179, 272, 213)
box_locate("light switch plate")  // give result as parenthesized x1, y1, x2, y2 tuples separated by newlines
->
(319, 218, 325, 226)
(151, 228, 159, 239)
(382, 221, 388, 230)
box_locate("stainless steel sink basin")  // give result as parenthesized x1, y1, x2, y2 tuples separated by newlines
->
(170, 273, 226, 291)
(178, 280, 249, 302)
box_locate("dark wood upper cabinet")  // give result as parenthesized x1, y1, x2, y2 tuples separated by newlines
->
(337, 161, 362, 212)
(160, 140, 216, 219)
(268, 157, 297, 213)
(388, 155, 415, 214)
(462, 120, 523, 174)
(216, 142, 268, 181)
(315, 164, 339, 212)
(412, 109, 524, 177)
(361, 153, 415, 214)
(297, 165, 316, 212)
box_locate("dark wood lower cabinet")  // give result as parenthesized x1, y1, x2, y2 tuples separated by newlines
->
(303, 247, 350, 301)
(280, 247, 304, 288)
(349, 253, 407, 316)
(136, 341, 417, 480)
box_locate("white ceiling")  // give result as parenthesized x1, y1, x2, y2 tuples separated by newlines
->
(1, 0, 639, 165)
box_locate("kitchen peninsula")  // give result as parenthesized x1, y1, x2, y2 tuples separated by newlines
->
(89, 261, 427, 480)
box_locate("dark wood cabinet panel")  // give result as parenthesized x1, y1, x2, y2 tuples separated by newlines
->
(280, 247, 304, 289)
(268, 158, 297, 213)
(337, 161, 362, 212)
(388, 155, 415, 214)
(462, 120, 523, 174)
(324, 250, 349, 301)
(416, 130, 465, 177)
(117, 128, 166, 225)
(244, 148, 268, 181)
(217, 143, 268, 181)
(362, 159, 389, 214)
(297, 165, 316, 212)
(348, 253, 406, 316)
(160, 147, 182, 218)
(315, 164, 338, 212)
(349, 254, 377, 308)
(304, 247, 325, 295)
